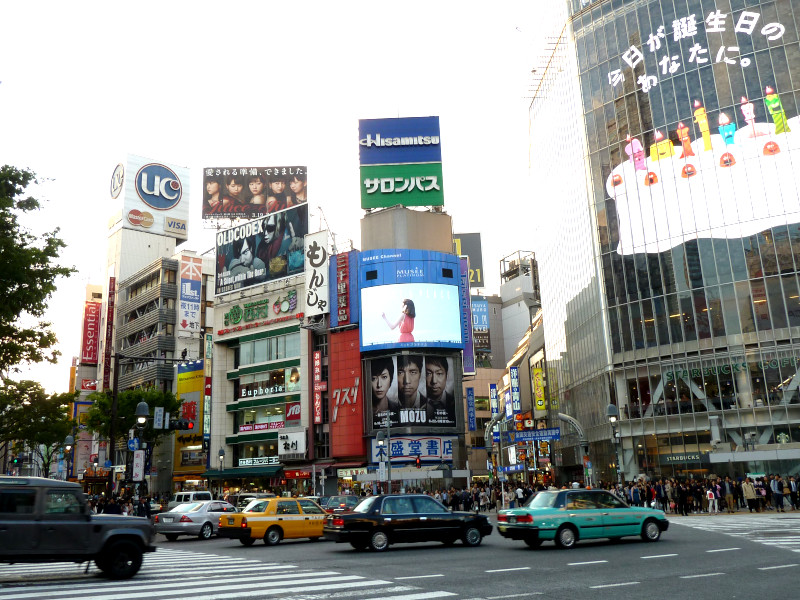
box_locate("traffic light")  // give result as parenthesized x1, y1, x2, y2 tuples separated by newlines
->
(11, 456, 18, 465)
(169, 418, 195, 431)
(415, 455, 421, 469)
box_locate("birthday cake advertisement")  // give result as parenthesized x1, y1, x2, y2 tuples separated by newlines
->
(600, 7, 798, 256)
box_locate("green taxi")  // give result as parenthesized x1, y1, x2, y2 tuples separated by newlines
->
(497, 489, 668, 549)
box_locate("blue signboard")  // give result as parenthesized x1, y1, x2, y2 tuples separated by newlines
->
(505, 428, 561, 443)
(502, 464, 526, 473)
(471, 298, 489, 331)
(467, 387, 476, 431)
(359, 116, 442, 166)
(490, 383, 498, 417)
(510, 366, 521, 414)
(504, 390, 513, 419)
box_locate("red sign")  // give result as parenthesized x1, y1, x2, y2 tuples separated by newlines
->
(284, 470, 311, 479)
(205, 377, 212, 397)
(313, 351, 322, 424)
(329, 330, 365, 458)
(336, 252, 350, 325)
(103, 277, 115, 390)
(80, 379, 97, 391)
(286, 401, 301, 424)
(238, 422, 285, 433)
(81, 302, 101, 364)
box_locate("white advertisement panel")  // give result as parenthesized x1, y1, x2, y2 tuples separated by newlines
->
(304, 230, 329, 318)
(120, 155, 190, 240)
(278, 431, 306, 456)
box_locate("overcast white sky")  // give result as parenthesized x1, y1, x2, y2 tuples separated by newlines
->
(0, 1, 562, 394)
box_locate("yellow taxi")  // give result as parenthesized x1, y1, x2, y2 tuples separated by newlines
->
(217, 497, 327, 546)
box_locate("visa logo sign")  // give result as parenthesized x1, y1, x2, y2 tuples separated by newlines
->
(167, 220, 186, 231)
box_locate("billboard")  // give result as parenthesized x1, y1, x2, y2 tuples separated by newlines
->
(304, 230, 329, 318)
(330, 329, 365, 457)
(358, 117, 444, 208)
(214, 207, 308, 295)
(453, 233, 484, 288)
(80, 301, 101, 364)
(329, 250, 359, 327)
(359, 249, 463, 352)
(471, 297, 490, 351)
(459, 256, 475, 376)
(178, 256, 202, 338)
(367, 354, 458, 430)
(176, 360, 204, 432)
(369, 435, 455, 464)
(202, 166, 307, 220)
(119, 155, 190, 240)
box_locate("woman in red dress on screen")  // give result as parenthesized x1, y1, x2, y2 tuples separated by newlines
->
(382, 299, 416, 343)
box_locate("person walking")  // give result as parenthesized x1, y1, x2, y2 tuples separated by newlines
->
(742, 477, 757, 512)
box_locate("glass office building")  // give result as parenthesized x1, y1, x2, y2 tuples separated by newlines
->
(535, 0, 800, 482)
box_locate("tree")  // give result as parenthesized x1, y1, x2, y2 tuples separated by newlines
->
(84, 388, 182, 448)
(0, 166, 75, 378)
(0, 379, 76, 478)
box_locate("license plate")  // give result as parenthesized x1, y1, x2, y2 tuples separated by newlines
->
(509, 517, 517, 524)
(161, 517, 173, 522)
(499, 525, 507, 532)
(228, 517, 235, 525)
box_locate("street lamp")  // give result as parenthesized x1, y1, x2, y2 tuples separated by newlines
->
(64, 435, 74, 481)
(135, 401, 150, 425)
(218, 448, 225, 499)
(606, 404, 623, 487)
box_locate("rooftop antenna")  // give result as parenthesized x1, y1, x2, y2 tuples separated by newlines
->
(317, 206, 339, 254)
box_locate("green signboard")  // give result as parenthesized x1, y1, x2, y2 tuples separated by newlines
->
(360, 162, 444, 209)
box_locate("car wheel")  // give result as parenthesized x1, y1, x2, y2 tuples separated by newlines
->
(524, 537, 543, 548)
(462, 526, 483, 547)
(198, 523, 213, 540)
(641, 519, 661, 542)
(265, 526, 283, 546)
(555, 525, 577, 549)
(97, 541, 143, 579)
(350, 540, 368, 551)
(164, 533, 179, 542)
(239, 537, 256, 546)
(369, 530, 389, 552)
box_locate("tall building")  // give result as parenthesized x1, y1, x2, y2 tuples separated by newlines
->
(534, 0, 800, 482)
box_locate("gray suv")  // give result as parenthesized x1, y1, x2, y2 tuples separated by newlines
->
(0, 476, 156, 578)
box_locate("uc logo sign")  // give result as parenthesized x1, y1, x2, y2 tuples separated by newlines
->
(135, 163, 182, 210)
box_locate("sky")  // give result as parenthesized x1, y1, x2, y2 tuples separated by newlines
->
(0, 1, 563, 394)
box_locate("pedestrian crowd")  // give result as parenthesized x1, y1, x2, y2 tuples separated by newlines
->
(86, 493, 166, 519)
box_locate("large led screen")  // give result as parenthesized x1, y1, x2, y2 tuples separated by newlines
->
(359, 249, 463, 352)
(361, 284, 461, 351)
(215, 206, 308, 295)
(367, 354, 458, 430)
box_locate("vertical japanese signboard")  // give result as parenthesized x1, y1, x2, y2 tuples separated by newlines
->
(177, 360, 204, 432)
(335, 252, 351, 325)
(532, 367, 546, 410)
(509, 366, 521, 414)
(313, 350, 323, 424)
(81, 302, 101, 364)
(304, 231, 329, 318)
(103, 277, 115, 390)
(179, 256, 202, 338)
(467, 387, 476, 432)
(459, 256, 475, 376)
(490, 383, 498, 418)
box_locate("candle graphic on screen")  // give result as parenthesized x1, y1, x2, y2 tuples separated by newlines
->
(649, 130, 675, 161)
(764, 86, 791, 134)
(718, 112, 737, 145)
(693, 100, 712, 151)
(741, 96, 756, 128)
(676, 122, 695, 158)
(624, 135, 647, 171)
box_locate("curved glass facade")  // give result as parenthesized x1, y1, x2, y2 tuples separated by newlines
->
(535, 0, 800, 481)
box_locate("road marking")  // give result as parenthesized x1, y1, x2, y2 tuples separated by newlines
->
(567, 560, 608, 566)
(395, 574, 445, 580)
(680, 572, 725, 578)
(641, 554, 678, 559)
(589, 582, 640, 588)
(485, 567, 531, 573)
(486, 595, 543, 599)
(758, 564, 799, 570)
(706, 548, 740, 553)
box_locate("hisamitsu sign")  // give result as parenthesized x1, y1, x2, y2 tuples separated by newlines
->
(506, 428, 561, 443)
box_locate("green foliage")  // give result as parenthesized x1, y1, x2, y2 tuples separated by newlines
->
(0, 166, 75, 377)
(0, 379, 77, 478)
(84, 388, 182, 446)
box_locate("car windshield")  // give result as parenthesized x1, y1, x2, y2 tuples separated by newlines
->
(172, 502, 202, 512)
(353, 497, 374, 513)
(524, 492, 559, 508)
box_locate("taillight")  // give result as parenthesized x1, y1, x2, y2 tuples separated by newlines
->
(497, 513, 508, 522)
(180, 515, 192, 523)
(154, 515, 159, 523)
(241, 517, 248, 528)
(332, 517, 345, 527)
(516, 514, 534, 523)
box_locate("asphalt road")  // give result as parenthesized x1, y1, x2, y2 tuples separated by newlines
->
(2, 514, 798, 599)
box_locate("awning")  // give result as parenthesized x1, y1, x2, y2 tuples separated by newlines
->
(203, 466, 283, 479)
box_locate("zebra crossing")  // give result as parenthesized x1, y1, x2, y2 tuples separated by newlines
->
(0, 548, 456, 600)
(672, 513, 800, 552)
